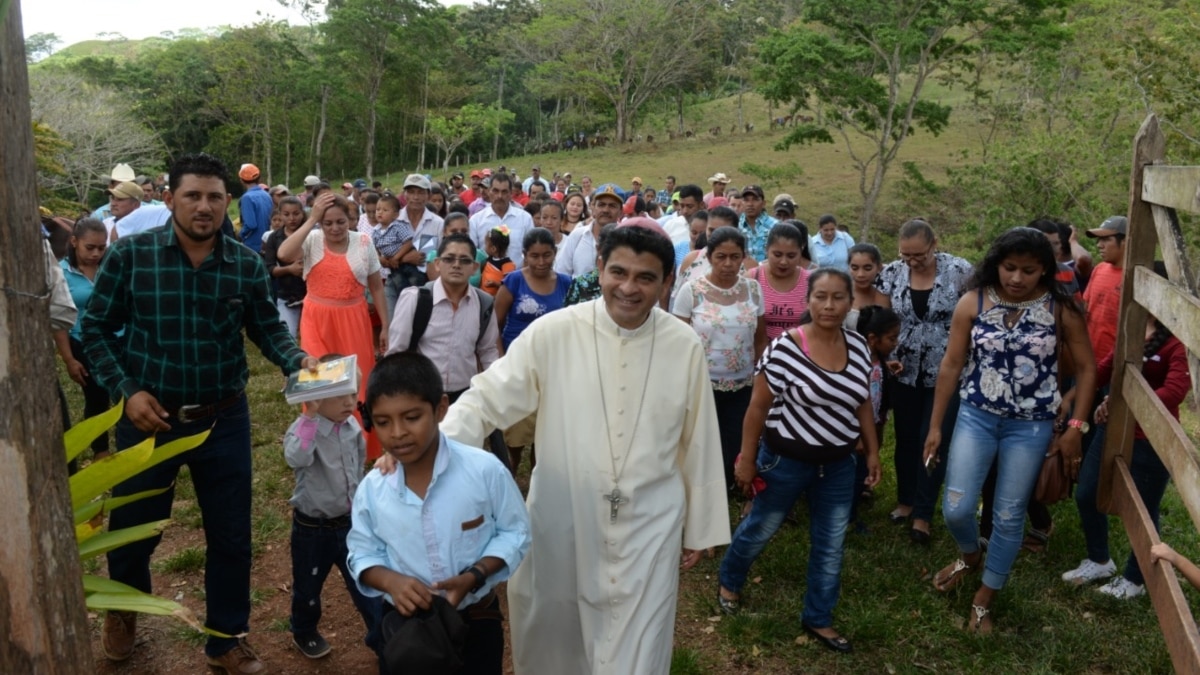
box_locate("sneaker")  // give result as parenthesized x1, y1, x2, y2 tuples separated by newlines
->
(101, 610, 137, 661)
(293, 632, 331, 659)
(1097, 576, 1146, 600)
(1061, 558, 1117, 585)
(207, 638, 266, 674)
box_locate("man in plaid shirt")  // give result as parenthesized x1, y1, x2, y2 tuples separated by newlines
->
(83, 152, 318, 674)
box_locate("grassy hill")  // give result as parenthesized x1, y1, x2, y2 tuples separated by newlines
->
(41, 36, 175, 65)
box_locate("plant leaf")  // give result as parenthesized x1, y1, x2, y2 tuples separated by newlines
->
(64, 399, 124, 462)
(84, 587, 236, 637)
(77, 519, 170, 559)
(74, 486, 172, 526)
(69, 428, 210, 509)
(76, 520, 102, 542)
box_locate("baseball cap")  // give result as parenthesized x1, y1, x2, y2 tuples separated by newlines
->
(708, 172, 731, 185)
(1086, 215, 1128, 238)
(303, 175, 320, 187)
(631, 176, 643, 184)
(105, 163, 135, 182)
(469, 169, 484, 179)
(591, 183, 625, 203)
(773, 193, 795, 208)
(452, 171, 464, 179)
(341, 182, 353, 190)
(482, 168, 493, 177)
(774, 199, 797, 216)
(108, 181, 143, 201)
(741, 184, 765, 199)
(270, 184, 290, 195)
(403, 174, 432, 191)
(238, 163, 261, 182)
(353, 178, 368, 189)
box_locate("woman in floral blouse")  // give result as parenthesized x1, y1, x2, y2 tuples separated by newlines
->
(876, 219, 974, 544)
(922, 227, 1094, 633)
(674, 226, 767, 488)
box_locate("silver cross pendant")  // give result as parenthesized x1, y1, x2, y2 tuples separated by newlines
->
(605, 487, 628, 523)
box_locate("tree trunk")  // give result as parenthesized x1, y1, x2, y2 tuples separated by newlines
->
(263, 113, 272, 184)
(615, 99, 627, 143)
(737, 84, 744, 127)
(418, 66, 429, 171)
(676, 88, 684, 134)
(860, 158, 888, 240)
(492, 67, 504, 162)
(284, 117, 292, 188)
(0, 3, 92, 671)
(315, 85, 329, 178)
(365, 93, 378, 180)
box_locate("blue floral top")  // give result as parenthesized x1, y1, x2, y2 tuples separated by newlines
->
(961, 291, 1060, 420)
(876, 252, 974, 388)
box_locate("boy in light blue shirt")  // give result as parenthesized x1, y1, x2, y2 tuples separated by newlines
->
(348, 352, 530, 674)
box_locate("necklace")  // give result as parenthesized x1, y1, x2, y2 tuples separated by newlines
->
(986, 286, 1049, 310)
(592, 303, 657, 523)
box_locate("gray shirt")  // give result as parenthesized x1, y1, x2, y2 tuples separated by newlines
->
(285, 413, 366, 519)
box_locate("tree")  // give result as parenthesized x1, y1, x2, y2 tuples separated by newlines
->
(426, 103, 515, 175)
(1, 1, 93, 669)
(757, 0, 1070, 237)
(27, 69, 163, 204)
(523, 0, 717, 142)
(24, 31, 59, 63)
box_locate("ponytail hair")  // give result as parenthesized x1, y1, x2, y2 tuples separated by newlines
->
(855, 304, 900, 338)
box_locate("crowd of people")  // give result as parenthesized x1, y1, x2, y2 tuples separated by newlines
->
(44, 154, 1196, 673)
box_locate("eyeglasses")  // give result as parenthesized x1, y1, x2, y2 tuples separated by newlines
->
(899, 244, 935, 261)
(439, 256, 475, 267)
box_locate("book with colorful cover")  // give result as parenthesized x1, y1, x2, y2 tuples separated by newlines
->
(284, 354, 359, 405)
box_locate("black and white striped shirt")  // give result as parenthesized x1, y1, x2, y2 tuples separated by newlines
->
(760, 328, 872, 463)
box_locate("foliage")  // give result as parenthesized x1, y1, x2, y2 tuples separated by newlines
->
(25, 31, 60, 63)
(27, 68, 163, 204)
(756, 0, 1071, 237)
(426, 103, 516, 174)
(67, 401, 221, 635)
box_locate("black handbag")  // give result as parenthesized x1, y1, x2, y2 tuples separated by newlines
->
(381, 595, 468, 675)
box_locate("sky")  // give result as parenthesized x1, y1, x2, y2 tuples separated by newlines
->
(20, 0, 470, 52)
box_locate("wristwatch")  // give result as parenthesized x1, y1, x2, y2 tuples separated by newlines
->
(1067, 419, 1090, 434)
(460, 564, 487, 592)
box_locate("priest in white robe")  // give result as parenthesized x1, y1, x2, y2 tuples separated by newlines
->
(442, 223, 730, 675)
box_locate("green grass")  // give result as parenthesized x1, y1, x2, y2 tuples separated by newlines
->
(153, 546, 206, 575)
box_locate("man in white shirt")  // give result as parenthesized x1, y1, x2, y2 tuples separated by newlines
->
(661, 184, 704, 247)
(104, 181, 145, 241)
(555, 183, 624, 278)
(469, 172, 535, 269)
(521, 165, 551, 194)
(397, 174, 444, 282)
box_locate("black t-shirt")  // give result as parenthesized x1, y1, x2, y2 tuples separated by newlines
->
(262, 229, 307, 304)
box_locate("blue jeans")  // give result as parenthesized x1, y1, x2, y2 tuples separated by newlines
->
(384, 265, 427, 322)
(891, 381, 959, 522)
(942, 403, 1054, 590)
(107, 396, 253, 657)
(719, 445, 856, 628)
(1075, 426, 1171, 586)
(712, 385, 753, 489)
(290, 511, 382, 650)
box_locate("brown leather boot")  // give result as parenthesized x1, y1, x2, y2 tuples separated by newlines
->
(101, 610, 137, 661)
(206, 638, 266, 674)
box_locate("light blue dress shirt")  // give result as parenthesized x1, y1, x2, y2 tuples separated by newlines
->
(810, 230, 856, 270)
(346, 433, 531, 609)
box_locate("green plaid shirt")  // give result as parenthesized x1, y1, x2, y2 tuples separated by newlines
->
(82, 224, 306, 407)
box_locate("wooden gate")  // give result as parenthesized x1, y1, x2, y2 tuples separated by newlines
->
(1098, 113, 1200, 671)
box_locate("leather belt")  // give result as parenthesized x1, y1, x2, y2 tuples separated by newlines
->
(169, 391, 244, 423)
(293, 510, 352, 529)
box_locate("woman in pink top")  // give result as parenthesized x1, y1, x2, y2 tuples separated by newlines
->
(748, 222, 811, 341)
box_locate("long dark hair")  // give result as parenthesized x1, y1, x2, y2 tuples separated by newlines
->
(968, 227, 1080, 316)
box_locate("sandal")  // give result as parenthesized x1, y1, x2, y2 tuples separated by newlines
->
(717, 588, 740, 616)
(888, 508, 910, 525)
(967, 604, 994, 635)
(932, 557, 979, 592)
(1021, 525, 1053, 554)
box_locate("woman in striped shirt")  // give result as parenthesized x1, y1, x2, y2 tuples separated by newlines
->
(716, 268, 881, 654)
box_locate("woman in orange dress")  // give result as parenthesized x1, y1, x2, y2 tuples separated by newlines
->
(278, 192, 388, 458)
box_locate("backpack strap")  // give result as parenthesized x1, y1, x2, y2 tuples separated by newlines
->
(473, 288, 495, 346)
(408, 286, 434, 352)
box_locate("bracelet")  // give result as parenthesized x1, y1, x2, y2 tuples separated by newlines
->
(460, 564, 487, 592)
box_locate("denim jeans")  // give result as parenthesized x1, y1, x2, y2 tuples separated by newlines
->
(107, 396, 253, 657)
(384, 265, 428, 322)
(290, 512, 382, 650)
(890, 381, 959, 523)
(275, 298, 302, 339)
(1075, 426, 1171, 586)
(719, 444, 856, 628)
(942, 403, 1054, 590)
(712, 385, 753, 489)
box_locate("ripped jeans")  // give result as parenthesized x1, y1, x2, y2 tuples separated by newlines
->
(942, 403, 1054, 590)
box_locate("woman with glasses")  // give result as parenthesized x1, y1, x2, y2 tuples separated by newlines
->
(876, 219, 973, 544)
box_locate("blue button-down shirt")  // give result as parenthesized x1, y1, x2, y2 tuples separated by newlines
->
(346, 433, 531, 609)
(738, 213, 778, 261)
(60, 259, 93, 340)
(810, 230, 857, 271)
(238, 185, 274, 253)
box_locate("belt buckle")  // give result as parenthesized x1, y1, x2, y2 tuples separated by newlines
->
(176, 404, 203, 424)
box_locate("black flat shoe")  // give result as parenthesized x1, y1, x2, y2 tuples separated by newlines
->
(910, 527, 931, 545)
(802, 623, 853, 653)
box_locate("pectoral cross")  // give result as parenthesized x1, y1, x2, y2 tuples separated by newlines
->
(605, 487, 628, 523)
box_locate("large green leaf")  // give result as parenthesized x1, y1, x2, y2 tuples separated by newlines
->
(63, 399, 124, 462)
(74, 486, 172, 526)
(77, 519, 170, 559)
(69, 429, 210, 509)
(83, 576, 235, 636)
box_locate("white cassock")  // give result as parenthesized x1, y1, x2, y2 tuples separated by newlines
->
(442, 299, 730, 675)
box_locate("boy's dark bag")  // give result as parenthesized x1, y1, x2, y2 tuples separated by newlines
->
(381, 595, 468, 674)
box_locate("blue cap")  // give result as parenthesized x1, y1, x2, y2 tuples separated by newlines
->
(353, 178, 368, 189)
(591, 183, 625, 203)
